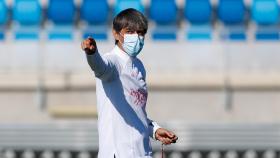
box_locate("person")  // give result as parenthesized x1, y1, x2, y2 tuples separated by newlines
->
(81, 8, 178, 158)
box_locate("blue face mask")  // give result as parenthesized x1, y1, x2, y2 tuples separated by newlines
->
(121, 34, 144, 57)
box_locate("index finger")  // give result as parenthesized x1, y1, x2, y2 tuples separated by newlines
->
(87, 36, 94, 41)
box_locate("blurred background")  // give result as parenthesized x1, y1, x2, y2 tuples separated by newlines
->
(1, 0, 280, 157)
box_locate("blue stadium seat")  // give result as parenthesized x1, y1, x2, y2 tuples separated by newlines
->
(0, 32, 3, 40)
(47, 0, 75, 40)
(218, 0, 245, 24)
(185, 0, 212, 41)
(13, 0, 41, 40)
(150, 0, 177, 24)
(81, 0, 109, 40)
(255, 30, 280, 40)
(185, 0, 211, 24)
(218, 0, 246, 41)
(0, 0, 7, 40)
(0, 0, 7, 25)
(187, 25, 212, 40)
(81, 0, 108, 24)
(48, 26, 73, 40)
(48, 0, 75, 24)
(252, 0, 280, 40)
(13, 0, 41, 25)
(150, 0, 177, 40)
(114, 0, 144, 15)
(252, 0, 279, 25)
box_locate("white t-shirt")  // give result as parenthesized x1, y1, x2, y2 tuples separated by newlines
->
(86, 45, 161, 158)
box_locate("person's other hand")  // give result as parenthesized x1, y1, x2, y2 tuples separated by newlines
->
(81, 37, 97, 55)
(155, 128, 178, 145)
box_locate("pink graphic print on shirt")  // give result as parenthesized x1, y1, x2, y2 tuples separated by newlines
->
(130, 88, 147, 107)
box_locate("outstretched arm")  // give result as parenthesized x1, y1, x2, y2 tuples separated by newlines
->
(81, 37, 115, 81)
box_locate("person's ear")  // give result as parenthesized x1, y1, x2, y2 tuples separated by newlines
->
(112, 29, 120, 42)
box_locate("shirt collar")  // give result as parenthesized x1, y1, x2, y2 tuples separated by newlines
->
(113, 45, 131, 61)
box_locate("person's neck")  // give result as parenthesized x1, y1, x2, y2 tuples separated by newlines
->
(117, 43, 125, 53)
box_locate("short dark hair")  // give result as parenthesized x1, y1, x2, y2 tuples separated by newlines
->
(113, 8, 148, 44)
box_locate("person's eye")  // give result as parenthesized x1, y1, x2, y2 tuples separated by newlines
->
(137, 31, 145, 36)
(126, 31, 134, 34)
